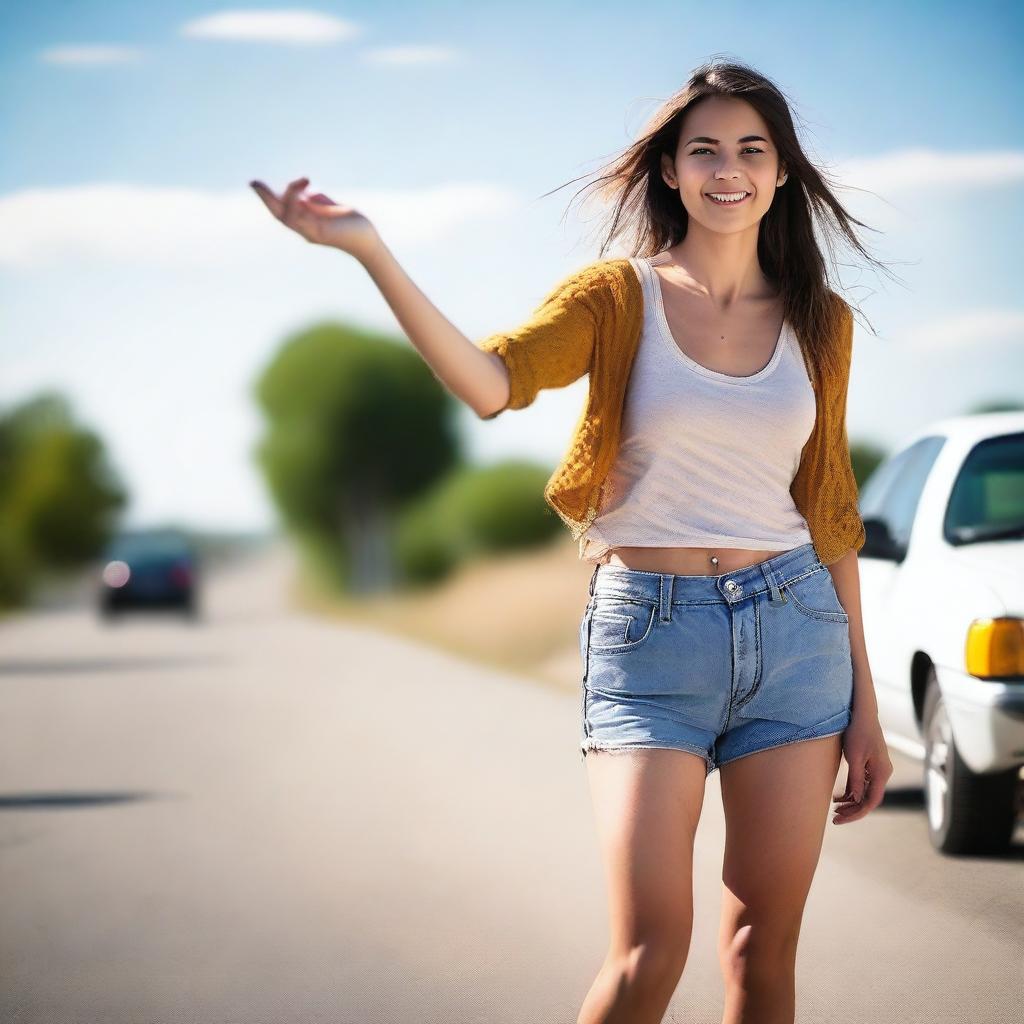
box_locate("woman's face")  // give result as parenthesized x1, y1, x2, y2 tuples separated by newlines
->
(662, 96, 786, 233)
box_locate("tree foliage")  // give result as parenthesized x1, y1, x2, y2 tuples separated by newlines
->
(0, 391, 127, 607)
(253, 320, 463, 590)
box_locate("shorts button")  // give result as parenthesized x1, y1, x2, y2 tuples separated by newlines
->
(725, 580, 740, 593)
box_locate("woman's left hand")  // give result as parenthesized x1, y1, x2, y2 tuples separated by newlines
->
(832, 708, 894, 824)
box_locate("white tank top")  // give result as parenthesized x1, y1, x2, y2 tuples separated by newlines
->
(580, 252, 817, 564)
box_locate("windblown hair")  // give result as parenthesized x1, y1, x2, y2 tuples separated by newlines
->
(540, 57, 904, 380)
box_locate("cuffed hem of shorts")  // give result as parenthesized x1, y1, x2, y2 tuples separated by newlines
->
(580, 737, 715, 774)
(714, 708, 851, 771)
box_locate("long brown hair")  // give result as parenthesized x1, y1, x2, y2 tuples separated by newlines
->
(541, 58, 904, 384)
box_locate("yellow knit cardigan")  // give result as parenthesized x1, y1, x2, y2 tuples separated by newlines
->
(476, 257, 866, 567)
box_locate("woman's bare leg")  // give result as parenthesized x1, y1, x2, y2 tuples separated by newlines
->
(578, 747, 709, 1024)
(717, 734, 844, 1024)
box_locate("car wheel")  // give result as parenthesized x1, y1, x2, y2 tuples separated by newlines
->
(922, 668, 1020, 855)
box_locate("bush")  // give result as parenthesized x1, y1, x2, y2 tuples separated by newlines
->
(394, 461, 561, 586)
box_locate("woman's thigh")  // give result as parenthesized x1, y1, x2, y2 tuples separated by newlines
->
(585, 747, 708, 953)
(717, 732, 843, 952)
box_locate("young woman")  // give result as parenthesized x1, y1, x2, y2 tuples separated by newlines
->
(251, 59, 896, 1024)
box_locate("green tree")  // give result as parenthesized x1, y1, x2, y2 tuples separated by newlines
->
(0, 391, 127, 607)
(966, 398, 1024, 415)
(851, 440, 887, 490)
(254, 321, 462, 592)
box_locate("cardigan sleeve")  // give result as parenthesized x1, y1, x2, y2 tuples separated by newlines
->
(474, 264, 601, 418)
(790, 299, 867, 566)
(825, 304, 867, 561)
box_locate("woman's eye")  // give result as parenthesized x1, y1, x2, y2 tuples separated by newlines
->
(689, 147, 764, 156)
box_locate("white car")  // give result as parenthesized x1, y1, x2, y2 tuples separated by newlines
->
(857, 410, 1024, 855)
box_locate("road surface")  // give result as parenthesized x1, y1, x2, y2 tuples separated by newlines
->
(2, 542, 1021, 1022)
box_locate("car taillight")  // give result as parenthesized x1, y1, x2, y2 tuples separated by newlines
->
(965, 617, 1024, 677)
(170, 562, 192, 587)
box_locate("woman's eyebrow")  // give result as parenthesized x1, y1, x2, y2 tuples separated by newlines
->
(685, 135, 769, 145)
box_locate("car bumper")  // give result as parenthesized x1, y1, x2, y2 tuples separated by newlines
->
(935, 664, 1024, 773)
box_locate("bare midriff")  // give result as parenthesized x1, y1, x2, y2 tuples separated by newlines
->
(604, 545, 796, 576)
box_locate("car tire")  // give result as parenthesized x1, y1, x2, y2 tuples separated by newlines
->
(922, 668, 1020, 855)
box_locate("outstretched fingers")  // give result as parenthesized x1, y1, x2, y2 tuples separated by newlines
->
(280, 176, 309, 225)
(248, 176, 311, 223)
(249, 179, 283, 218)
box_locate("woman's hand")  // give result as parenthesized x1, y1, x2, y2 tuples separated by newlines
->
(249, 176, 381, 259)
(832, 708, 894, 824)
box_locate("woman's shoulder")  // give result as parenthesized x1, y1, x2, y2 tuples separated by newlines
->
(816, 288, 854, 363)
(815, 289, 855, 388)
(825, 288, 853, 330)
(536, 257, 640, 321)
(548, 256, 636, 291)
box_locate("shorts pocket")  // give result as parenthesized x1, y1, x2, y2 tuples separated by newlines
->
(588, 595, 658, 653)
(782, 566, 849, 623)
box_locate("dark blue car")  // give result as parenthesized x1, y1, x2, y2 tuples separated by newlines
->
(98, 529, 199, 619)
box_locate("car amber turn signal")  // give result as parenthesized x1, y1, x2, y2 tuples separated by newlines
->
(965, 617, 1024, 678)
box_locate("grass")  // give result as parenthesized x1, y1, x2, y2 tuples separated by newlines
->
(291, 535, 595, 693)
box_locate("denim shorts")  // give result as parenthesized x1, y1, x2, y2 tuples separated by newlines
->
(578, 542, 853, 774)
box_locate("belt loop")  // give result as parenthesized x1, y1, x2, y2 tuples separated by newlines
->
(762, 561, 787, 606)
(659, 573, 673, 622)
(588, 562, 600, 597)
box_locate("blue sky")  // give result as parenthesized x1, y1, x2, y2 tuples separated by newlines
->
(1, 1, 1022, 532)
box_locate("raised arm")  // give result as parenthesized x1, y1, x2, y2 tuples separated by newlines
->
(249, 175, 510, 418)
(358, 240, 514, 419)
(249, 176, 599, 419)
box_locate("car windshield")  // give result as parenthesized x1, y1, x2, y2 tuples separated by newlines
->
(945, 431, 1024, 544)
(106, 531, 192, 561)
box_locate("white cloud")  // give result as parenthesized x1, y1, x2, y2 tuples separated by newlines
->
(39, 45, 145, 66)
(898, 309, 1024, 353)
(180, 8, 362, 44)
(837, 148, 1024, 195)
(0, 182, 522, 269)
(361, 45, 460, 66)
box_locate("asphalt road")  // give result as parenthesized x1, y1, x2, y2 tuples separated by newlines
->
(2, 543, 1021, 1023)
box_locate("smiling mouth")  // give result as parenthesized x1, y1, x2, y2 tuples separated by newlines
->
(705, 191, 752, 206)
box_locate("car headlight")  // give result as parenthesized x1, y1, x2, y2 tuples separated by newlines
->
(102, 560, 131, 588)
(965, 617, 1024, 678)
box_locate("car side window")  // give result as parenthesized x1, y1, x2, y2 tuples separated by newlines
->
(858, 436, 945, 550)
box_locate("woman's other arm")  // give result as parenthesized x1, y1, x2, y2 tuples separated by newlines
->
(827, 548, 875, 714)
(822, 299, 894, 823)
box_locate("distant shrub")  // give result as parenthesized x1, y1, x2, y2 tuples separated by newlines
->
(394, 461, 561, 586)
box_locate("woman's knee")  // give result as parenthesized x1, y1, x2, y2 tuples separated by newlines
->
(581, 940, 690, 1024)
(719, 921, 800, 983)
(610, 935, 692, 996)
